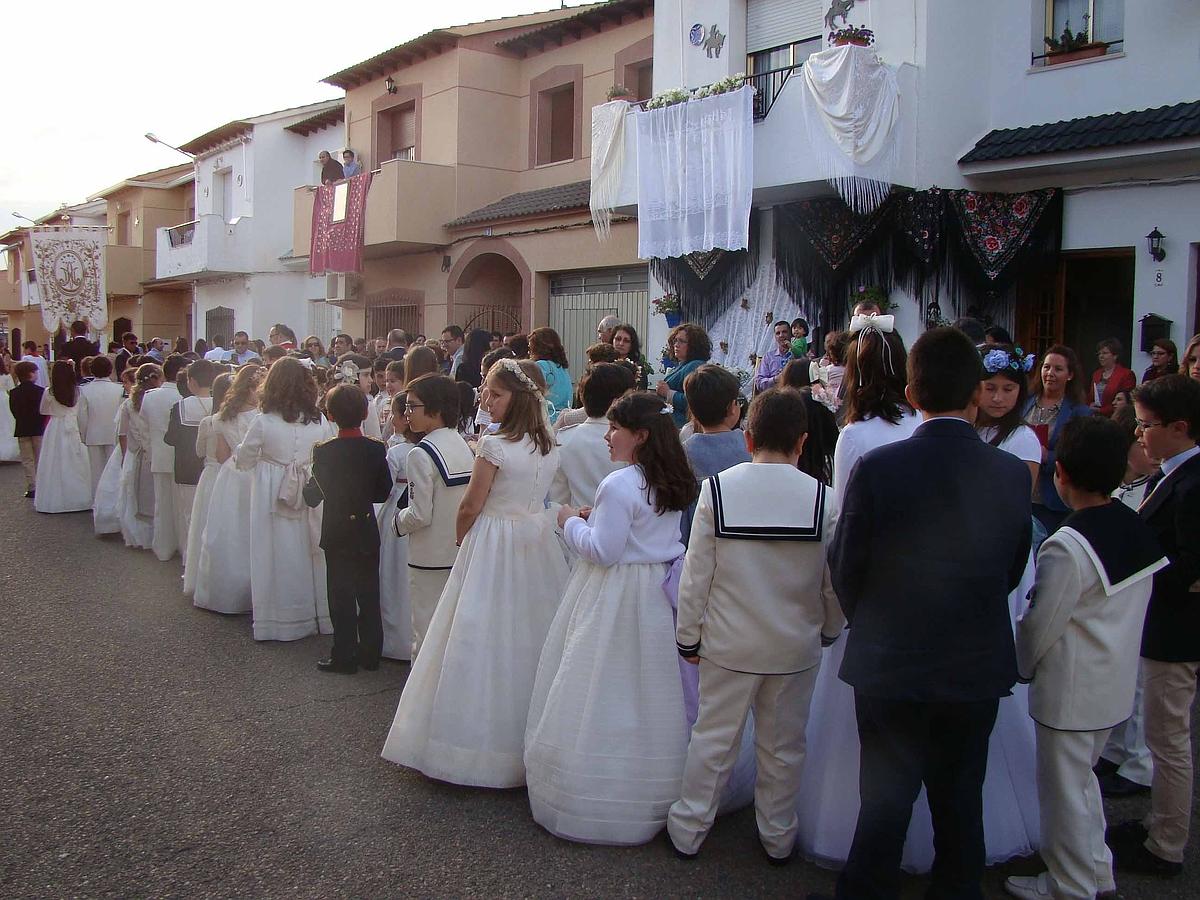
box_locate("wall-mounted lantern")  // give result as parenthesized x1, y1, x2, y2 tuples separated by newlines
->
(1146, 227, 1166, 262)
(385, 76, 398, 95)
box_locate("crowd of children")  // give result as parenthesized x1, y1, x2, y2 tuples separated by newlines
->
(3, 316, 1200, 900)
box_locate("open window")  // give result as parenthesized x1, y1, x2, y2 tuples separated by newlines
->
(372, 84, 422, 166)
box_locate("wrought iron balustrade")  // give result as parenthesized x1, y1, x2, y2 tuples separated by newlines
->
(166, 221, 197, 248)
(749, 64, 801, 121)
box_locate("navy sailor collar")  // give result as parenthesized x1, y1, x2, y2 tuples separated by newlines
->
(1058, 502, 1168, 595)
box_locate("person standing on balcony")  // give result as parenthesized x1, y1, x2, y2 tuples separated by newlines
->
(319, 151, 344, 185)
(341, 150, 362, 178)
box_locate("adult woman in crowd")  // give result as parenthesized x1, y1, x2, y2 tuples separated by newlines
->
(528, 327, 572, 423)
(1180, 334, 1200, 381)
(1142, 338, 1178, 383)
(456, 329, 492, 390)
(611, 323, 649, 391)
(235, 358, 334, 641)
(1022, 344, 1092, 533)
(194, 364, 263, 615)
(656, 323, 712, 428)
(302, 335, 333, 367)
(402, 346, 439, 385)
(35, 360, 93, 514)
(1090, 337, 1136, 416)
(507, 333, 530, 360)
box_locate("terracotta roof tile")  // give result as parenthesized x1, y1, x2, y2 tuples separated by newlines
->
(446, 180, 590, 228)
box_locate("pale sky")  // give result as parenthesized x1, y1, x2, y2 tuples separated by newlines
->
(0, 0, 595, 239)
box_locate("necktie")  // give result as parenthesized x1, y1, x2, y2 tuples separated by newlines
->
(1138, 470, 1166, 512)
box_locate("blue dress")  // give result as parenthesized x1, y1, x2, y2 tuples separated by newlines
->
(537, 360, 573, 424)
(663, 358, 705, 428)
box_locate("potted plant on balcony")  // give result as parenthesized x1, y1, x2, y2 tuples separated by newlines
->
(829, 25, 875, 47)
(607, 84, 636, 102)
(652, 292, 682, 327)
(1044, 16, 1106, 64)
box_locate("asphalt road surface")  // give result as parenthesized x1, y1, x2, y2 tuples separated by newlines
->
(1, 460, 1196, 899)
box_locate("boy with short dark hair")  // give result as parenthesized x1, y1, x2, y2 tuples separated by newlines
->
(669, 388, 842, 863)
(392, 374, 474, 658)
(304, 384, 393, 674)
(681, 364, 750, 544)
(550, 362, 634, 508)
(1109, 374, 1200, 878)
(9, 360, 45, 498)
(1008, 416, 1167, 900)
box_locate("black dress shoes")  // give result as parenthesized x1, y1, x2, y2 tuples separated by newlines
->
(24, 489, 34, 499)
(317, 657, 357, 675)
(1093, 757, 1119, 779)
(1099, 772, 1150, 797)
(1109, 820, 1182, 878)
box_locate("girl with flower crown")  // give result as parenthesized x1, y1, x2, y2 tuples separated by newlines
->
(381, 358, 568, 788)
(524, 391, 701, 845)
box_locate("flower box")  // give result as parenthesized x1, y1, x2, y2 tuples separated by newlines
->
(1045, 42, 1107, 65)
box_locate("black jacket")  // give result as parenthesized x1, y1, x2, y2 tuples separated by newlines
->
(60, 336, 100, 376)
(8, 382, 45, 437)
(1139, 453, 1200, 662)
(829, 417, 1032, 702)
(164, 400, 206, 486)
(304, 435, 393, 553)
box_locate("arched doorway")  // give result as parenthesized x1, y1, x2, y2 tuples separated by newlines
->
(447, 239, 531, 332)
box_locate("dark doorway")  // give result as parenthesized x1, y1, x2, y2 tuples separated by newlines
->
(1062, 250, 1136, 367)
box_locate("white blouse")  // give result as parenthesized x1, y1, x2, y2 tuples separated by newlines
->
(563, 465, 683, 567)
(978, 424, 1042, 464)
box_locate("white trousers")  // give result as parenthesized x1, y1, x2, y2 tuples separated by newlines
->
(667, 659, 818, 858)
(1100, 662, 1152, 786)
(151, 472, 178, 562)
(87, 444, 111, 499)
(1035, 723, 1116, 899)
(173, 483, 197, 567)
(408, 567, 451, 661)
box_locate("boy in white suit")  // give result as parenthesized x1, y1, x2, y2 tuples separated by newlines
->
(668, 388, 844, 864)
(392, 374, 473, 659)
(1006, 417, 1167, 900)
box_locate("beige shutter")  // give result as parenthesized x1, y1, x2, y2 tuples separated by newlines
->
(398, 107, 416, 155)
(746, 0, 824, 53)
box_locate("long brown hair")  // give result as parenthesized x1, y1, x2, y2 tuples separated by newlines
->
(131, 363, 162, 412)
(843, 328, 912, 425)
(976, 344, 1031, 447)
(1181, 334, 1200, 377)
(259, 357, 321, 424)
(528, 327, 569, 369)
(210, 372, 233, 415)
(403, 345, 439, 384)
(607, 391, 697, 514)
(49, 360, 78, 407)
(218, 364, 263, 421)
(1032, 344, 1088, 406)
(486, 358, 555, 455)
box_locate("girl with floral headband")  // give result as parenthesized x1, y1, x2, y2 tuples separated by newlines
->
(527, 390, 700, 845)
(382, 357, 568, 789)
(977, 344, 1041, 491)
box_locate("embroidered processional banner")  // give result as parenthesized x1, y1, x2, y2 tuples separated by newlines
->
(30, 227, 108, 331)
(635, 86, 754, 259)
(310, 171, 373, 275)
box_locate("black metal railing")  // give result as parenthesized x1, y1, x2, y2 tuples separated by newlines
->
(166, 220, 197, 248)
(749, 64, 800, 121)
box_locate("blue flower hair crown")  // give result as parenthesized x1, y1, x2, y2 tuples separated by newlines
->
(982, 346, 1035, 375)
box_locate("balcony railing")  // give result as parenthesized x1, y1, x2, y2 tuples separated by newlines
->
(749, 64, 801, 121)
(1031, 38, 1123, 66)
(166, 221, 197, 248)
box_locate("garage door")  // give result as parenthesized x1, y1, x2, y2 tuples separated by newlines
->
(550, 267, 648, 382)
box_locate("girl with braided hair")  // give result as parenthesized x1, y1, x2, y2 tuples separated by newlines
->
(382, 358, 568, 788)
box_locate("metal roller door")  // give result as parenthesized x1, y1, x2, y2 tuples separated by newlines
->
(550, 267, 648, 383)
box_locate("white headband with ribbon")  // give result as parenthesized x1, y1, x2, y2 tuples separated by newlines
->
(848, 314, 897, 380)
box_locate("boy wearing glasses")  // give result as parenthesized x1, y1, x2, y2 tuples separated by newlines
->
(392, 374, 474, 659)
(1109, 374, 1200, 879)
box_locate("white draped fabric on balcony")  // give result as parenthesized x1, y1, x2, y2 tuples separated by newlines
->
(634, 86, 754, 260)
(799, 44, 900, 215)
(590, 99, 630, 242)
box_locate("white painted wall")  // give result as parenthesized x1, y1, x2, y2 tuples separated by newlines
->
(195, 271, 327, 344)
(653, 0, 748, 92)
(194, 141, 254, 222)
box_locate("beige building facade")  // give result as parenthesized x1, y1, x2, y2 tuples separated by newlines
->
(296, 0, 655, 374)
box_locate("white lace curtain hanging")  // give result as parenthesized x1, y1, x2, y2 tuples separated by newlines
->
(799, 44, 900, 214)
(634, 86, 754, 260)
(590, 100, 629, 241)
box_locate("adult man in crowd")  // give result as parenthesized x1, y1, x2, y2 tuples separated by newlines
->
(146, 338, 165, 363)
(754, 320, 794, 393)
(441, 326, 464, 378)
(380, 329, 410, 362)
(229, 331, 261, 364)
(203, 336, 229, 362)
(114, 332, 141, 378)
(268, 324, 297, 351)
(596, 315, 620, 345)
(319, 151, 344, 185)
(331, 333, 354, 359)
(341, 150, 362, 178)
(59, 320, 100, 375)
(19, 341, 48, 388)
(828, 327, 1031, 900)
(489, 332, 503, 351)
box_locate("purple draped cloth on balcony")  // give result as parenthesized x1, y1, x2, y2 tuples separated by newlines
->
(309, 172, 372, 275)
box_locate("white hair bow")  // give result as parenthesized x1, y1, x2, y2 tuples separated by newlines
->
(848, 314, 895, 335)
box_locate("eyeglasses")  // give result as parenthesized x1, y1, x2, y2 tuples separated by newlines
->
(671, 337, 689, 346)
(1135, 419, 1166, 430)
(403, 402, 425, 412)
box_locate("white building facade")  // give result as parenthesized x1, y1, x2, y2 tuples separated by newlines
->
(155, 100, 345, 345)
(625, 0, 1198, 374)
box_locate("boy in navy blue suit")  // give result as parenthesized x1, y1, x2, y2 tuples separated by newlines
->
(9, 360, 46, 498)
(304, 384, 393, 674)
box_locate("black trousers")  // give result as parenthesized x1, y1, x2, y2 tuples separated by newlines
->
(835, 692, 999, 900)
(325, 549, 383, 666)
